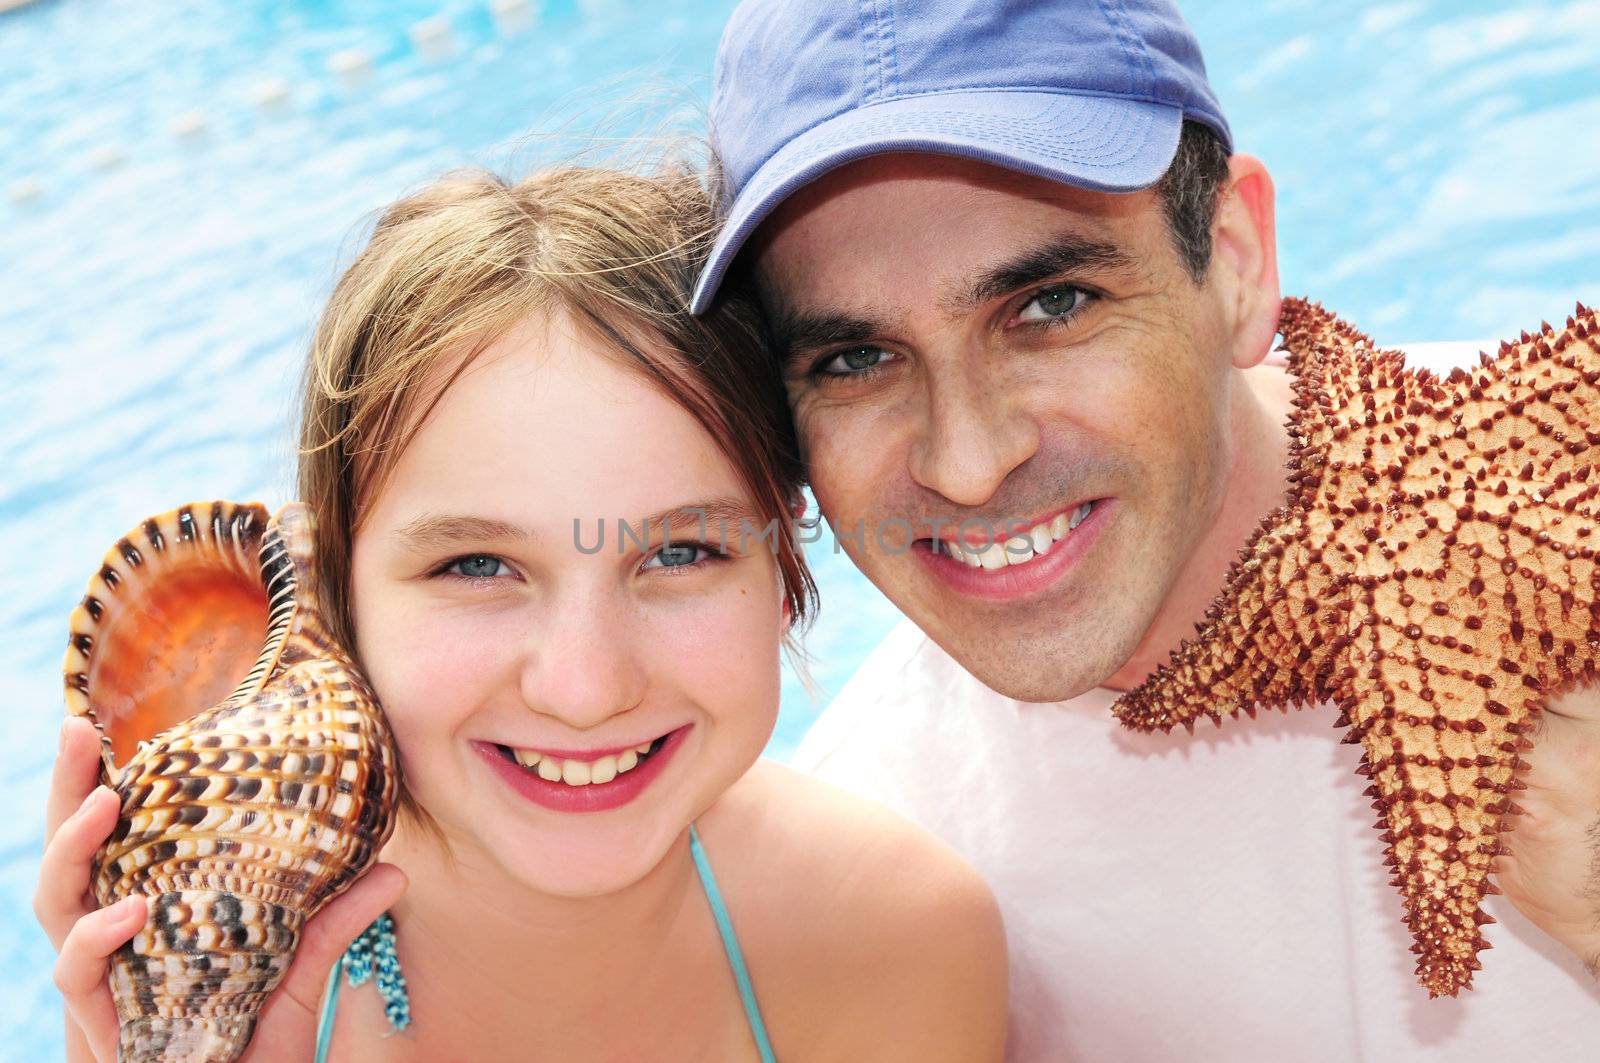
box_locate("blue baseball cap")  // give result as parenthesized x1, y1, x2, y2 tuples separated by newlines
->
(691, 0, 1231, 313)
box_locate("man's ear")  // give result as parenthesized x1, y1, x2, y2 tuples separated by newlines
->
(1210, 154, 1281, 370)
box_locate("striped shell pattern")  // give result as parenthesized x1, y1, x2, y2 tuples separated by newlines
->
(62, 501, 399, 1062)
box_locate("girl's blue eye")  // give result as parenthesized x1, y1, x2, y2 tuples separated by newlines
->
(818, 345, 895, 377)
(1017, 285, 1091, 324)
(645, 542, 714, 570)
(447, 554, 507, 579)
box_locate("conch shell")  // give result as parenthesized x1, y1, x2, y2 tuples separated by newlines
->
(61, 501, 398, 1062)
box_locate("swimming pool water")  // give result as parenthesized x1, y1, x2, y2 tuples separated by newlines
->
(2, 0, 1596, 1055)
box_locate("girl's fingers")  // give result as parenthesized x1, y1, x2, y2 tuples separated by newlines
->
(34, 786, 121, 948)
(53, 895, 147, 1060)
(268, 863, 408, 1022)
(45, 717, 107, 840)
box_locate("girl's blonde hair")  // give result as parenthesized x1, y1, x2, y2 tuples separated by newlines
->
(297, 165, 817, 820)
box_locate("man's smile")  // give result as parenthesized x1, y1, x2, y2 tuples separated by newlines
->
(912, 498, 1112, 601)
(930, 499, 1099, 568)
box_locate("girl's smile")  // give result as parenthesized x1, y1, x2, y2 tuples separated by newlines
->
(471, 723, 690, 813)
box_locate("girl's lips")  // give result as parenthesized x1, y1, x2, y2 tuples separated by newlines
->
(473, 725, 690, 814)
(917, 497, 1112, 601)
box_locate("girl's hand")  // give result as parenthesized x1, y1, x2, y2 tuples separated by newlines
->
(35, 716, 407, 1062)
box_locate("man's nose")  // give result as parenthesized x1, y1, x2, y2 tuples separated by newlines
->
(517, 595, 648, 731)
(908, 364, 1039, 507)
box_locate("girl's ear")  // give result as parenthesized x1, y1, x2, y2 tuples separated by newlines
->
(781, 490, 807, 631)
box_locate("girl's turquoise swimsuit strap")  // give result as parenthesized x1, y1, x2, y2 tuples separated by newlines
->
(314, 825, 775, 1063)
(689, 823, 778, 1063)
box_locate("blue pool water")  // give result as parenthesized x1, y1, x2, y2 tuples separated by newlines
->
(1, 0, 1596, 1055)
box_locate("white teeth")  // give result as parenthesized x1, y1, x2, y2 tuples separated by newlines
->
(943, 501, 1095, 570)
(509, 739, 657, 786)
(1029, 523, 1054, 557)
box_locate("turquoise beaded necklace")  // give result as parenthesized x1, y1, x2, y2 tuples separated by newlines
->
(314, 911, 412, 1060)
(341, 913, 412, 1030)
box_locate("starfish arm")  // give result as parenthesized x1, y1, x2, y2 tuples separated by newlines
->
(1338, 656, 1524, 997)
(1473, 306, 1600, 490)
(1114, 516, 1325, 734)
(1360, 712, 1501, 998)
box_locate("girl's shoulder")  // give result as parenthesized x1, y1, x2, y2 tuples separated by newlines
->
(705, 759, 992, 896)
(699, 761, 1008, 1060)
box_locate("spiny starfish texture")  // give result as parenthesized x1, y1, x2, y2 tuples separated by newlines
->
(1114, 298, 1600, 996)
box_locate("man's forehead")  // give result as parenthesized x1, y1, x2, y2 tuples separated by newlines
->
(750, 153, 1157, 324)
(754, 151, 1147, 258)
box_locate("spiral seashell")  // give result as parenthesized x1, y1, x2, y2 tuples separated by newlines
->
(62, 501, 398, 1062)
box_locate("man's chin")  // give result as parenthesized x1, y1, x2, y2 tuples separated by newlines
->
(923, 623, 1135, 704)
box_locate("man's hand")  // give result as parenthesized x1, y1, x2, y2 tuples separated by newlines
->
(1493, 683, 1600, 978)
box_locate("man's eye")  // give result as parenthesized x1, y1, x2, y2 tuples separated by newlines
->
(1016, 286, 1091, 325)
(444, 554, 508, 579)
(817, 346, 895, 377)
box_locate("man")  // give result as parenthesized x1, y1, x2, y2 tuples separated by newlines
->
(691, 0, 1600, 1059)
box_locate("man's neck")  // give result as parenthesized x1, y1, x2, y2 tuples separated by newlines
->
(1102, 361, 1295, 693)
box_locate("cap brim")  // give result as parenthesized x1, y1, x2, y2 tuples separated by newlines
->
(691, 91, 1182, 314)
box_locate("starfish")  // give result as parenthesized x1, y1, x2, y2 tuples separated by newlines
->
(1114, 297, 1600, 997)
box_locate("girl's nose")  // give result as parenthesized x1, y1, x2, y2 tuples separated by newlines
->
(516, 596, 648, 731)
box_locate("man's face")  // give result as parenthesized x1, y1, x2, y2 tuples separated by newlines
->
(755, 153, 1248, 702)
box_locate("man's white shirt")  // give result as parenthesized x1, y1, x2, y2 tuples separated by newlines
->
(794, 618, 1600, 1060)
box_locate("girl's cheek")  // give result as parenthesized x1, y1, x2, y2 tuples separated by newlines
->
(360, 611, 457, 725)
(378, 634, 477, 720)
(655, 581, 784, 702)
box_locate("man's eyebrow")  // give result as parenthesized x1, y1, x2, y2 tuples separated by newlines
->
(393, 514, 536, 551)
(768, 232, 1133, 371)
(769, 307, 886, 372)
(953, 232, 1136, 313)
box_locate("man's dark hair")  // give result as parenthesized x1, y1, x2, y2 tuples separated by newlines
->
(1155, 119, 1233, 280)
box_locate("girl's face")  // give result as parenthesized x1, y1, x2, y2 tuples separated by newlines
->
(349, 311, 785, 895)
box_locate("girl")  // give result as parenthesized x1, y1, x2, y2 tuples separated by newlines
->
(36, 163, 1007, 1061)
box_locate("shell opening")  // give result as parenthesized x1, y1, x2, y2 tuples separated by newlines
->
(64, 502, 273, 774)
